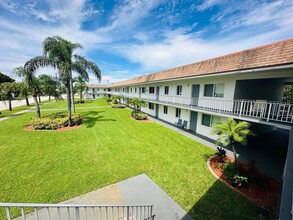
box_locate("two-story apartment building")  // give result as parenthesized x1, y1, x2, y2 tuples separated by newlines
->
(84, 84, 109, 99)
(87, 39, 293, 219)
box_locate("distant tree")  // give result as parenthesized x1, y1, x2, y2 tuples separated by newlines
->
(211, 118, 255, 164)
(0, 82, 18, 111)
(283, 84, 293, 103)
(129, 98, 147, 112)
(38, 74, 61, 101)
(0, 72, 14, 83)
(112, 95, 125, 104)
(74, 76, 86, 101)
(13, 66, 42, 117)
(17, 82, 30, 106)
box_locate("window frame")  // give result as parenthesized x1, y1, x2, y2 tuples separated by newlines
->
(149, 87, 155, 94)
(164, 86, 169, 95)
(142, 87, 146, 93)
(204, 84, 225, 98)
(176, 85, 183, 96)
(149, 102, 154, 110)
(163, 106, 168, 114)
(202, 114, 221, 127)
(175, 108, 181, 118)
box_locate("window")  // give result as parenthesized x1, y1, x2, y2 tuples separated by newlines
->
(130, 88, 132, 93)
(204, 84, 224, 98)
(163, 106, 168, 114)
(149, 103, 154, 110)
(92, 88, 95, 92)
(135, 88, 137, 93)
(164, 86, 169, 95)
(175, 108, 181, 118)
(104, 89, 106, 91)
(149, 87, 155, 94)
(123, 88, 125, 92)
(142, 87, 146, 93)
(176, 85, 182, 95)
(202, 114, 221, 127)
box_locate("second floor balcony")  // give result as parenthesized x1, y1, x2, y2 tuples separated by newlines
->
(107, 91, 293, 124)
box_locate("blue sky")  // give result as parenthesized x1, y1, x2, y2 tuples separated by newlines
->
(0, 0, 293, 84)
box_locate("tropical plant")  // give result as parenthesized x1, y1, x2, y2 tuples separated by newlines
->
(13, 66, 42, 117)
(17, 82, 30, 106)
(74, 75, 86, 102)
(0, 82, 18, 111)
(211, 118, 254, 164)
(24, 36, 101, 126)
(112, 95, 124, 104)
(38, 74, 61, 101)
(283, 84, 293, 103)
(129, 98, 147, 112)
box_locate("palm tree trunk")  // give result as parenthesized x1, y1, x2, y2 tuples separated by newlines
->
(49, 95, 51, 101)
(8, 100, 12, 111)
(66, 86, 73, 126)
(232, 144, 237, 165)
(69, 71, 75, 113)
(38, 94, 41, 103)
(33, 95, 41, 118)
(25, 96, 30, 106)
(80, 90, 82, 102)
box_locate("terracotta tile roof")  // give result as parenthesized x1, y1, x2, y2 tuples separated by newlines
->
(110, 38, 293, 87)
(86, 84, 109, 88)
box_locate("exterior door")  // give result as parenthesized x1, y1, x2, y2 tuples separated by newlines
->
(156, 86, 160, 101)
(155, 104, 159, 118)
(190, 111, 198, 132)
(93, 94, 96, 99)
(191, 84, 200, 106)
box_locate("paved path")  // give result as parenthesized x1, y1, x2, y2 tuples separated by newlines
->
(15, 174, 193, 220)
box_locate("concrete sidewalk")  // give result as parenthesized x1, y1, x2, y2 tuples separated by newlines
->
(14, 174, 193, 220)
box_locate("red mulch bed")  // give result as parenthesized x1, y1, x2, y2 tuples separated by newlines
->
(209, 156, 280, 211)
(130, 116, 153, 122)
(24, 125, 82, 131)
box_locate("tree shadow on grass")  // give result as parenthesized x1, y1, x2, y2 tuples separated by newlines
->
(82, 111, 116, 128)
(182, 179, 273, 220)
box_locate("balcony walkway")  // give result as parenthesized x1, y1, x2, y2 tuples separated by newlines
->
(13, 174, 193, 220)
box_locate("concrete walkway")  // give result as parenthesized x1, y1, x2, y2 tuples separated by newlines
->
(0, 96, 50, 111)
(15, 174, 193, 220)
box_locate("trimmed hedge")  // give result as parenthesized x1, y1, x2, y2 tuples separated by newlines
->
(30, 112, 82, 130)
(110, 103, 126, 108)
(132, 111, 148, 120)
(74, 99, 85, 104)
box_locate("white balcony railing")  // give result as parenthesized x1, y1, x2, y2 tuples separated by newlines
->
(107, 92, 293, 124)
(0, 203, 153, 220)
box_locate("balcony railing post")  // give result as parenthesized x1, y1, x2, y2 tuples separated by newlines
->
(239, 100, 244, 117)
(267, 103, 272, 122)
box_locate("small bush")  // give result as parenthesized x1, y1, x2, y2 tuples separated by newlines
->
(232, 175, 248, 187)
(216, 147, 227, 162)
(223, 162, 238, 180)
(132, 111, 148, 120)
(30, 112, 82, 130)
(106, 98, 112, 103)
(74, 99, 85, 104)
(111, 103, 126, 108)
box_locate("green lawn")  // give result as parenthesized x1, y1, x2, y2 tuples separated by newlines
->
(0, 99, 271, 219)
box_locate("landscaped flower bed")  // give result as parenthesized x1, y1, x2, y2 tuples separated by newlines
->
(29, 112, 83, 130)
(208, 154, 280, 211)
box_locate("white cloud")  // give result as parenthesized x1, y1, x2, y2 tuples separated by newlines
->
(195, 0, 224, 11)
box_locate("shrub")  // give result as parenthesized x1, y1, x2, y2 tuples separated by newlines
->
(30, 112, 82, 130)
(216, 147, 227, 162)
(223, 162, 238, 180)
(74, 99, 85, 104)
(106, 98, 112, 103)
(232, 175, 248, 187)
(111, 103, 126, 108)
(132, 111, 148, 120)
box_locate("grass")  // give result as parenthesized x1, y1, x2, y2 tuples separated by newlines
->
(0, 99, 272, 219)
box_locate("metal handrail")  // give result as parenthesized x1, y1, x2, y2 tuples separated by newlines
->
(0, 202, 154, 220)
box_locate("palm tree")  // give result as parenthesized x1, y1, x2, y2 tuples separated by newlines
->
(211, 118, 254, 164)
(13, 66, 42, 117)
(0, 82, 18, 111)
(74, 75, 86, 102)
(38, 74, 61, 100)
(26, 36, 101, 126)
(17, 82, 30, 106)
(129, 98, 147, 112)
(112, 95, 125, 104)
